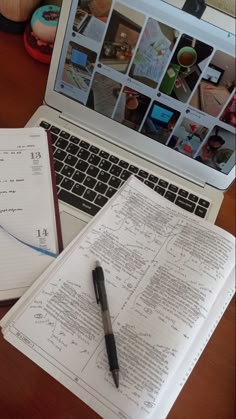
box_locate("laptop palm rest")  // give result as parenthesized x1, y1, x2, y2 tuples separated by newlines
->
(60, 211, 87, 247)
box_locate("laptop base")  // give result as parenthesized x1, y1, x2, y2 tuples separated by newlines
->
(26, 104, 224, 245)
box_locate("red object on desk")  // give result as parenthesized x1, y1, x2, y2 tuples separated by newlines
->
(24, 24, 53, 64)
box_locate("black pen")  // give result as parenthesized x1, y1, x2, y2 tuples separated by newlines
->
(92, 261, 119, 388)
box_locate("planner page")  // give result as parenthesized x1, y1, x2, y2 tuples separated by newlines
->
(0, 227, 54, 301)
(0, 128, 59, 300)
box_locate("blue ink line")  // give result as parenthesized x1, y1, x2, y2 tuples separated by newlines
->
(0, 225, 57, 258)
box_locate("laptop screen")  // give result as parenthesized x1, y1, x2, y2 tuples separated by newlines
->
(54, 0, 235, 176)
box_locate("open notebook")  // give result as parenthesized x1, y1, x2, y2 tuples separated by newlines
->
(1, 176, 235, 419)
(0, 128, 63, 302)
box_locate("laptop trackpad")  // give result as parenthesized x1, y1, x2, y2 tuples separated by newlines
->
(60, 211, 87, 248)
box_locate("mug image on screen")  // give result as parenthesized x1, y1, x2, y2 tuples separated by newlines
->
(160, 34, 213, 103)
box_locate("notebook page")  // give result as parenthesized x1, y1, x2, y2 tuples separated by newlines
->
(0, 228, 54, 301)
(0, 128, 59, 297)
(153, 266, 235, 419)
(1, 177, 235, 419)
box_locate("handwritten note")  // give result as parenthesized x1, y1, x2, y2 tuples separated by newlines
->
(1, 177, 235, 419)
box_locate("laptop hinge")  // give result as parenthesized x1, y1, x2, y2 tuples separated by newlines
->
(59, 113, 206, 188)
(168, 170, 206, 187)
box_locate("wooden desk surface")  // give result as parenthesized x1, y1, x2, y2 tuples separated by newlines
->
(0, 32, 235, 419)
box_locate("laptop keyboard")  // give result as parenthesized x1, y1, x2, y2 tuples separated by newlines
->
(40, 121, 210, 219)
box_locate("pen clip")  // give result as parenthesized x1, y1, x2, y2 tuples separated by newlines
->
(92, 269, 100, 304)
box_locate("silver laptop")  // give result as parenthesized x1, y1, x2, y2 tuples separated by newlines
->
(26, 0, 235, 247)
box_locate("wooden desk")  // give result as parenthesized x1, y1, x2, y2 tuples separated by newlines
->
(0, 31, 235, 419)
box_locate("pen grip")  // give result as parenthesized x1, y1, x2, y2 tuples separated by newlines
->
(105, 334, 119, 371)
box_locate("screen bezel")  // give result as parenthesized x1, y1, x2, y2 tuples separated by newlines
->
(45, 0, 235, 190)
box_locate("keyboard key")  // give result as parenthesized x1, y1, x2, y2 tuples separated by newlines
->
(120, 170, 131, 181)
(66, 143, 79, 155)
(55, 173, 63, 185)
(155, 185, 165, 195)
(119, 160, 129, 169)
(76, 159, 89, 172)
(95, 181, 107, 194)
(70, 136, 80, 144)
(106, 187, 116, 198)
(88, 154, 101, 166)
(61, 177, 74, 191)
(149, 174, 158, 183)
(189, 194, 199, 203)
(50, 133, 58, 143)
(129, 164, 138, 174)
(99, 150, 109, 159)
(110, 164, 122, 177)
(78, 148, 90, 160)
(198, 198, 210, 208)
(109, 176, 121, 189)
(138, 169, 148, 179)
(158, 179, 168, 188)
(72, 183, 85, 196)
(84, 189, 97, 202)
(109, 155, 119, 164)
(178, 189, 188, 198)
(135, 175, 144, 182)
(54, 159, 63, 172)
(56, 137, 69, 149)
(195, 205, 207, 218)
(90, 145, 99, 154)
(144, 180, 155, 189)
(54, 149, 66, 161)
(175, 196, 196, 212)
(61, 165, 75, 178)
(65, 154, 78, 167)
(59, 189, 100, 216)
(84, 176, 96, 189)
(95, 194, 108, 207)
(168, 184, 178, 193)
(87, 165, 99, 177)
(51, 126, 60, 135)
(40, 121, 50, 129)
(73, 170, 85, 183)
(99, 159, 112, 171)
(80, 140, 90, 149)
(98, 170, 110, 183)
(60, 131, 70, 139)
(165, 191, 176, 202)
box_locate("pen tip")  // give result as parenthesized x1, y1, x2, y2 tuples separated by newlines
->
(112, 370, 119, 388)
(95, 260, 101, 268)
